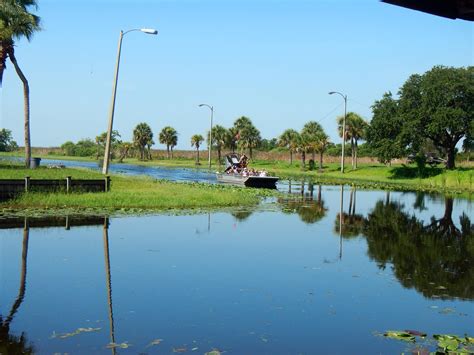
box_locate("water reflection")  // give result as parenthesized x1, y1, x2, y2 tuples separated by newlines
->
(278, 183, 327, 224)
(0, 220, 34, 354)
(364, 197, 474, 300)
(334, 187, 365, 239)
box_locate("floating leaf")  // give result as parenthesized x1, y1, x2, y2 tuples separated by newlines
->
(404, 329, 427, 338)
(383, 330, 416, 342)
(205, 350, 221, 355)
(54, 327, 101, 339)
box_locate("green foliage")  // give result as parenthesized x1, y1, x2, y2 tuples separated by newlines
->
(158, 126, 178, 159)
(133, 123, 154, 160)
(60, 139, 96, 157)
(0, 128, 17, 152)
(233, 116, 261, 158)
(278, 128, 300, 164)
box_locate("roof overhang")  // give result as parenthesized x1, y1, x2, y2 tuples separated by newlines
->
(382, 0, 474, 21)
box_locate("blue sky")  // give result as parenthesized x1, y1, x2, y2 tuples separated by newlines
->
(1, 0, 473, 149)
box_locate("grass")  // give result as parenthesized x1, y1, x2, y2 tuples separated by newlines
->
(3, 151, 473, 194)
(0, 161, 276, 213)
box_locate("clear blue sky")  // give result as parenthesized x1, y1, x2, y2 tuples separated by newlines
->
(1, 0, 473, 149)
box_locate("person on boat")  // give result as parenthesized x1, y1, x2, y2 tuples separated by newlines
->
(239, 154, 248, 169)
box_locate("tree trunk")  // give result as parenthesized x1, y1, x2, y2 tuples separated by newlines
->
(171, 147, 174, 159)
(196, 148, 200, 164)
(249, 147, 253, 159)
(8, 47, 31, 168)
(217, 148, 222, 165)
(167, 146, 170, 159)
(354, 139, 358, 169)
(301, 151, 306, 168)
(290, 151, 293, 165)
(351, 138, 355, 169)
(319, 152, 323, 171)
(446, 145, 456, 169)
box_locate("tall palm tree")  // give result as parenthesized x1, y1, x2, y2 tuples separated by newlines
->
(278, 129, 300, 164)
(301, 121, 325, 160)
(190, 134, 204, 165)
(337, 112, 368, 169)
(225, 127, 239, 153)
(238, 124, 261, 158)
(159, 126, 178, 159)
(133, 123, 153, 160)
(209, 125, 227, 164)
(314, 132, 331, 170)
(0, 0, 41, 168)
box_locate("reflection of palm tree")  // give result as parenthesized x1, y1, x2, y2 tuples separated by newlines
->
(231, 209, 254, 222)
(0, 221, 34, 354)
(278, 184, 327, 224)
(334, 187, 364, 238)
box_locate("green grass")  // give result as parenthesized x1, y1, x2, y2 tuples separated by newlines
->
(0, 162, 275, 213)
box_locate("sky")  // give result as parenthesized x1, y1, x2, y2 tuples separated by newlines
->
(1, 0, 473, 150)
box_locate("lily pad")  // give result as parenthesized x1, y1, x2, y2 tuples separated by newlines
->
(404, 329, 427, 338)
(205, 350, 222, 355)
(106, 342, 130, 349)
(383, 330, 416, 342)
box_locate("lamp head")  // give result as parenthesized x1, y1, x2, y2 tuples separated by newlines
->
(141, 28, 158, 35)
(328, 91, 335, 95)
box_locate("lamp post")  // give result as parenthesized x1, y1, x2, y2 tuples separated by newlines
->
(198, 104, 214, 169)
(102, 28, 158, 175)
(329, 91, 347, 174)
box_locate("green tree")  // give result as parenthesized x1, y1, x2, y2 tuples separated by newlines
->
(159, 126, 178, 159)
(225, 127, 239, 153)
(337, 112, 368, 169)
(60, 141, 75, 156)
(0, 128, 17, 151)
(301, 121, 324, 160)
(233, 117, 261, 158)
(366, 92, 406, 165)
(278, 129, 300, 164)
(398, 66, 474, 169)
(133, 123, 153, 160)
(95, 130, 120, 160)
(190, 134, 204, 165)
(314, 132, 330, 170)
(0, 0, 41, 168)
(208, 125, 227, 164)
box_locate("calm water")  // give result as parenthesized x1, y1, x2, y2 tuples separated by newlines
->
(1, 187, 473, 354)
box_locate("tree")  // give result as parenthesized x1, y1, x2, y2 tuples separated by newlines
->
(133, 123, 153, 160)
(159, 126, 178, 159)
(398, 66, 474, 169)
(313, 132, 330, 171)
(366, 92, 406, 165)
(0, 128, 17, 151)
(190, 134, 204, 165)
(117, 142, 132, 163)
(225, 127, 239, 153)
(233, 116, 261, 158)
(95, 130, 120, 160)
(301, 121, 325, 160)
(0, 0, 41, 168)
(278, 129, 300, 164)
(208, 125, 227, 164)
(337, 112, 368, 169)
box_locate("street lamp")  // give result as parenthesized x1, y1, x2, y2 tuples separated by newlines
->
(198, 103, 214, 169)
(329, 91, 347, 174)
(102, 28, 158, 175)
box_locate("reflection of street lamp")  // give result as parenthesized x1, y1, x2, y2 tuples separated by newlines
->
(198, 104, 214, 169)
(102, 28, 158, 175)
(329, 91, 347, 174)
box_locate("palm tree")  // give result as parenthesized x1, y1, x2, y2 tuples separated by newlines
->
(278, 129, 300, 164)
(190, 134, 204, 165)
(133, 123, 153, 160)
(301, 121, 325, 160)
(0, 0, 41, 168)
(225, 127, 239, 153)
(337, 112, 368, 169)
(238, 124, 261, 158)
(208, 125, 227, 164)
(159, 126, 178, 159)
(314, 132, 331, 171)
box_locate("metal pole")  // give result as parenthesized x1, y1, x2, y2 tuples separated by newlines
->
(341, 95, 347, 174)
(103, 31, 124, 175)
(208, 106, 213, 169)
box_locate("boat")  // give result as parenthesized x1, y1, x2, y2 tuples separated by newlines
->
(216, 154, 279, 189)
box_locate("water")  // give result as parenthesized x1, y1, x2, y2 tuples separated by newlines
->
(1, 187, 472, 354)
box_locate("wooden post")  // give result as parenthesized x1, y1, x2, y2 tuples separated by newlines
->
(105, 176, 111, 192)
(66, 176, 72, 193)
(24, 176, 30, 193)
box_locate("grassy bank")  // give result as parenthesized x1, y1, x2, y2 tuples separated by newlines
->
(0, 162, 274, 213)
(3, 152, 473, 193)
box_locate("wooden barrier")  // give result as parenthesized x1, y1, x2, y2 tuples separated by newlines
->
(0, 216, 109, 230)
(0, 176, 111, 199)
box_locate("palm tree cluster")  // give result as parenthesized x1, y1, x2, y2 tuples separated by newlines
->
(337, 112, 368, 169)
(159, 126, 178, 159)
(278, 121, 331, 170)
(133, 123, 154, 160)
(0, 0, 40, 168)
